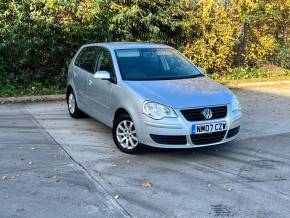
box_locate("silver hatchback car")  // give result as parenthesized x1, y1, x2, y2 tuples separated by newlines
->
(67, 42, 241, 153)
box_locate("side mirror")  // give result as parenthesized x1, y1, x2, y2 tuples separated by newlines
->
(94, 70, 111, 80)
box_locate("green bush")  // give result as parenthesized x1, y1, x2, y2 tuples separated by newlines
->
(272, 46, 290, 69)
(0, 0, 289, 96)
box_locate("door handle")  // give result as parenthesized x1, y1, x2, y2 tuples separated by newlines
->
(88, 79, 93, 86)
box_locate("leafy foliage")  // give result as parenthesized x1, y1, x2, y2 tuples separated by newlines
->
(210, 68, 271, 80)
(0, 0, 289, 96)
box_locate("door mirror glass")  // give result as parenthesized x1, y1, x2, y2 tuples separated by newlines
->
(94, 70, 111, 80)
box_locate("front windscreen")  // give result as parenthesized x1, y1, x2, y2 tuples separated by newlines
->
(115, 48, 203, 81)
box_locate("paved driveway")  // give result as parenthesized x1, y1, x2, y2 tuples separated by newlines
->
(0, 105, 129, 218)
(1, 85, 290, 218)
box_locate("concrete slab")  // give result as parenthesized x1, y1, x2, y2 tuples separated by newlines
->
(1, 84, 290, 217)
(0, 105, 130, 218)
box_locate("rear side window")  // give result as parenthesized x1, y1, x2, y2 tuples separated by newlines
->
(75, 47, 98, 73)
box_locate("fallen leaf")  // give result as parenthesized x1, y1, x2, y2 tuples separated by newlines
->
(207, 183, 212, 188)
(52, 154, 62, 160)
(148, 191, 157, 197)
(226, 187, 233, 192)
(28, 161, 32, 165)
(142, 181, 153, 188)
(114, 194, 120, 200)
(48, 175, 57, 179)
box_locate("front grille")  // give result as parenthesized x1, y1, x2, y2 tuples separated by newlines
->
(191, 131, 226, 145)
(150, 134, 187, 145)
(226, 126, 240, 138)
(180, 105, 227, 121)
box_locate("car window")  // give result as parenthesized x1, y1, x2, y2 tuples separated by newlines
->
(115, 48, 202, 81)
(75, 47, 98, 73)
(96, 49, 115, 77)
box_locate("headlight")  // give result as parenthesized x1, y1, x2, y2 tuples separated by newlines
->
(143, 101, 177, 120)
(231, 96, 241, 111)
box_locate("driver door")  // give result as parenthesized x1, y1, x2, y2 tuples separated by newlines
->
(87, 47, 116, 126)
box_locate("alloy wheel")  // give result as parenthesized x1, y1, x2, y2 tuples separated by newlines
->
(116, 120, 138, 149)
(68, 93, 75, 114)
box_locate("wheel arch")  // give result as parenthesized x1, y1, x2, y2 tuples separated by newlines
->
(66, 85, 73, 102)
(114, 108, 130, 123)
(66, 84, 79, 105)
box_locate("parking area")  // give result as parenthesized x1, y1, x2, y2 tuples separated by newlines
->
(1, 84, 290, 218)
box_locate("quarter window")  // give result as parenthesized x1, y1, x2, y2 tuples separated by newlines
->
(75, 47, 98, 73)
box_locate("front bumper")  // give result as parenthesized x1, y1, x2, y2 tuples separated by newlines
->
(132, 105, 242, 148)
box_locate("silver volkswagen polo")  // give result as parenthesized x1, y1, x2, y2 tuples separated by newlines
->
(67, 42, 241, 153)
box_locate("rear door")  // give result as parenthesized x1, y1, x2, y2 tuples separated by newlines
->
(73, 46, 98, 111)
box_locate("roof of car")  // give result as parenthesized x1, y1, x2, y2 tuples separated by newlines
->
(83, 42, 173, 50)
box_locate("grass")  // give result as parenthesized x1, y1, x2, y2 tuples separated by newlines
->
(208, 66, 290, 85)
(0, 83, 65, 97)
(217, 75, 290, 86)
(0, 73, 66, 97)
(215, 76, 290, 85)
(0, 86, 66, 98)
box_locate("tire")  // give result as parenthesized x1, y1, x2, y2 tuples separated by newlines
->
(67, 89, 84, 118)
(113, 113, 143, 154)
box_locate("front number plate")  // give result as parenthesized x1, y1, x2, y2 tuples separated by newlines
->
(192, 122, 226, 134)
